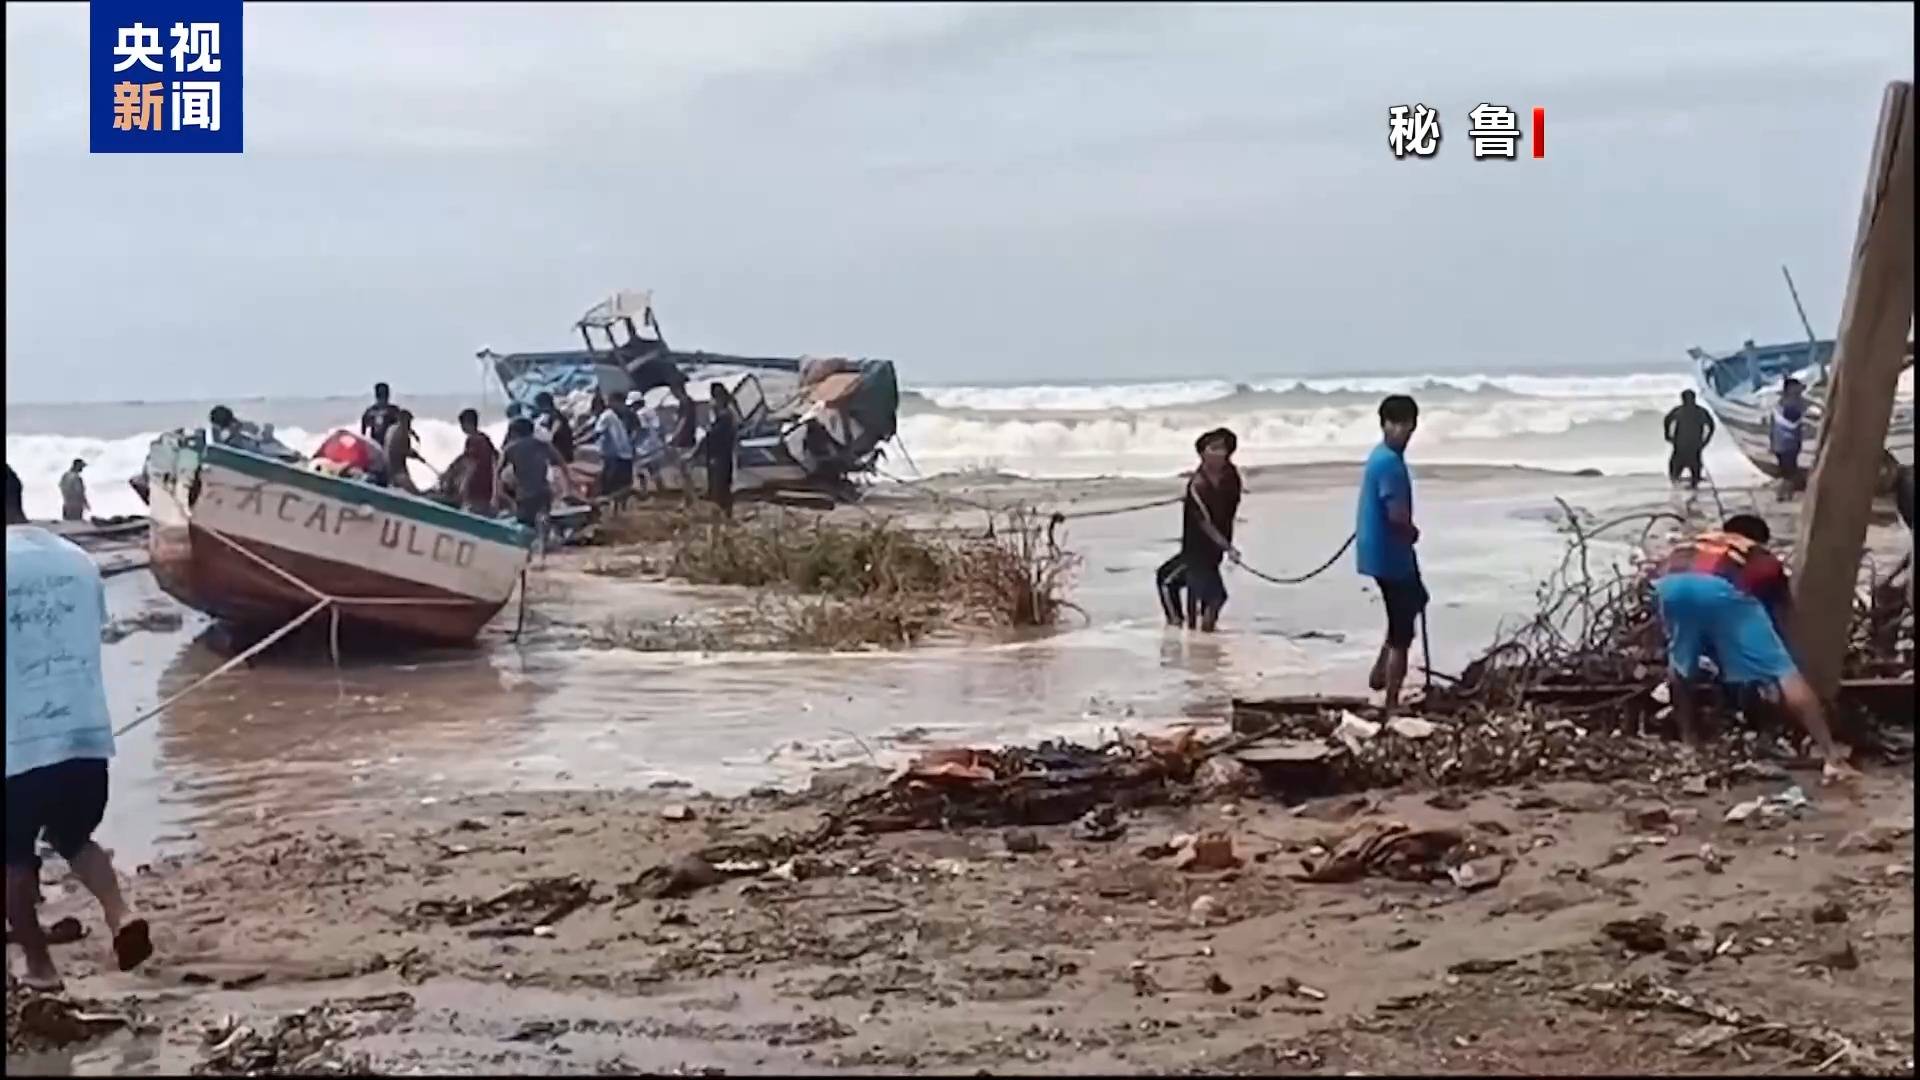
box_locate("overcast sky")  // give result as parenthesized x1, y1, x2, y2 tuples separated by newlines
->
(5, 2, 1912, 402)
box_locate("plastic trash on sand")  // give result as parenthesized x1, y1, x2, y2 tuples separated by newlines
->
(1334, 711, 1381, 754)
(1385, 716, 1440, 740)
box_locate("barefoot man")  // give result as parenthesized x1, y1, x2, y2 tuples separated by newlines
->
(1654, 513, 1855, 782)
(1357, 395, 1425, 715)
(6, 465, 152, 990)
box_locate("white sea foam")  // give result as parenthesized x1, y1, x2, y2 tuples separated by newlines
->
(915, 380, 1244, 412)
(6, 419, 508, 522)
(914, 371, 1694, 412)
(6, 368, 1756, 521)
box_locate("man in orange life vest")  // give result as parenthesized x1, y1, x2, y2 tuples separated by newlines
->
(1653, 514, 1854, 782)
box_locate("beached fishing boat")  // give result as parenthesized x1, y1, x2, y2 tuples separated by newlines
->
(1687, 337, 1915, 478)
(138, 429, 535, 644)
(476, 290, 901, 502)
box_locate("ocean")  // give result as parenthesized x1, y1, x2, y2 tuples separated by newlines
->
(3, 367, 1767, 521)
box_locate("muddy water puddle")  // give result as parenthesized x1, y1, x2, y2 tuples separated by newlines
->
(100, 474, 1624, 862)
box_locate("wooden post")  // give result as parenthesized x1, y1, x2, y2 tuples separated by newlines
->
(1790, 81, 1916, 702)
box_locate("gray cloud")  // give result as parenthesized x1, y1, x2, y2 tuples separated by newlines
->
(5, 2, 1912, 402)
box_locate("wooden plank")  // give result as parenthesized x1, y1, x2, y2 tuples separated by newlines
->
(1791, 81, 1917, 701)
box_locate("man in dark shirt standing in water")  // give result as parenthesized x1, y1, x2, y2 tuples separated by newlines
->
(704, 383, 740, 519)
(1156, 428, 1243, 632)
(1663, 389, 1716, 489)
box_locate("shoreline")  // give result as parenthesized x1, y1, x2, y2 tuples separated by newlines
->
(9, 469, 1913, 1074)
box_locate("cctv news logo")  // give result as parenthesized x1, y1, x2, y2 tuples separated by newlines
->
(90, 0, 243, 153)
(1387, 104, 1546, 161)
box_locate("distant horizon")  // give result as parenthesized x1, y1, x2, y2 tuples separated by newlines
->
(2, 352, 1724, 409)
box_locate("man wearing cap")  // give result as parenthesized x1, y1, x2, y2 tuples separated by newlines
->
(1157, 427, 1243, 632)
(59, 459, 90, 522)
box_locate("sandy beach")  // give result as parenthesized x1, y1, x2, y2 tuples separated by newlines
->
(6, 462, 1915, 1075)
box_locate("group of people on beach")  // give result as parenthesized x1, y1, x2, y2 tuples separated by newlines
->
(1156, 390, 1858, 781)
(340, 379, 743, 528)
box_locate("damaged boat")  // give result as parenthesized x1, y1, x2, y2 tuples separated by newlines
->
(476, 290, 901, 502)
(1687, 337, 1914, 478)
(138, 427, 536, 644)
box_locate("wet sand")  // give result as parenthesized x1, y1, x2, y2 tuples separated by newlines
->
(12, 465, 1913, 1073)
(13, 759, 1915, 1074)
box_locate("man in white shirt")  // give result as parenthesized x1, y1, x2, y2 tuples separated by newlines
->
(6, 465, 152, 989)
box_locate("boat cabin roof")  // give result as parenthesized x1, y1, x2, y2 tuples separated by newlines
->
(576, 290, 654, 331)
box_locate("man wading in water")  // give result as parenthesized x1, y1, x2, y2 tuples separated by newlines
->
(1155, 428, 1243, 632)
(1357, 395, 1426, 716)
(1663, 389, 1716, 490)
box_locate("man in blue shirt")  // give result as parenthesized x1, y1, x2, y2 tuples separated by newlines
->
(6, 466, 151, 989)
(1355, 395, 1426, 715)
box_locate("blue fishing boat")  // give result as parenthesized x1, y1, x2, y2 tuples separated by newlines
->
(1687, 337, 1913, 478)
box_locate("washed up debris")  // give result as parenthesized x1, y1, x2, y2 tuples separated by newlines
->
(1072, 806, 1127, 843)
(192, 996, 408, 1076)
(1446, 855, 1507, 892)
(412, 876, 595, 933)
(1725, 785, 1809, 825)
(628, 856, 721, 900)
(1572, 975, 1907, 1074)
(836, 739, 1180, 835)
(1294, 822, 1492, 885)
(1451, 502, 1913, 726)
(1280, 976, 1327, 1002)
(1173, 832, 1241, 873)
(660, 804, 695, 822)
(101, 607, 185, 644)
(1003, 829, 1044, 854)
(1447, 957, 1517, 975)
(1193, 756, 1260, 799)
(1384, 716, 1440, 739)
(5, 981, 132, 1054)
(1204, 972, 1233, 995)
(1663, 925, 1718, 967)
(903, 748, 997, 785)
(1624, 803, 1674, 831)
(1810, 899, 1850, 924)
(807, 763, 891, 799)
(1675, 1022, 1741, 1054)
(1333, 712, 1381, 754)
(1600, 913, 1669, 954)
(1188, 894, 1223, 926)
(1836, 818, 1914, 855)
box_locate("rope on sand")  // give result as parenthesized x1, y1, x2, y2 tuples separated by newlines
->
(115, 489, 497, 738)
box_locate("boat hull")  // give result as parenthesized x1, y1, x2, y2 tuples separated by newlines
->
(1689, 341, 1914, 477)
(145, 434, 534, 644)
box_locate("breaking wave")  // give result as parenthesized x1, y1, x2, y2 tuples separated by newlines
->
(5, 369, 1729, 520)
(906, 371, 1692, 413)
(5, 419, 510, 523)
